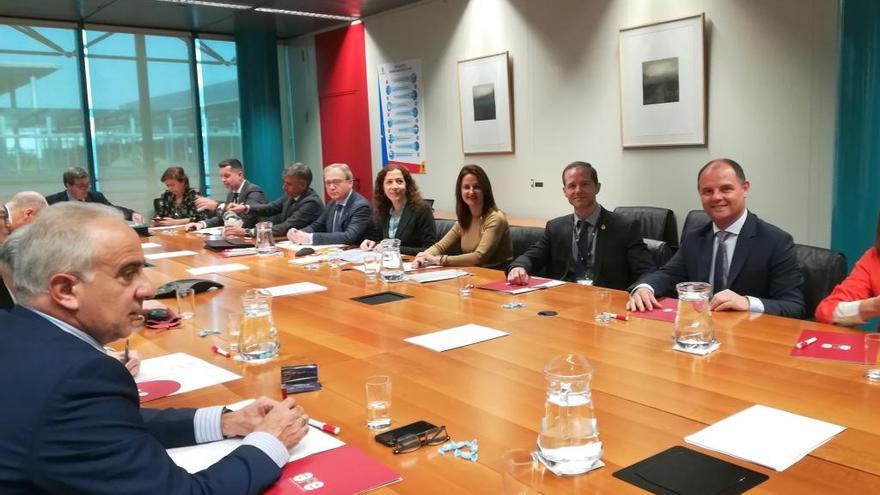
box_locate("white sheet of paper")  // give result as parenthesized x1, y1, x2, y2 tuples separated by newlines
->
(148, 225, 185, 232)
(194, 226, 224, 235)
(140, 242, 162, 249)
(288, 255, 329, 265)
(407, 269, 468, 283)
(684, 404, 846, 471)
(186, 263, 250, 275)
(276, 241, 346, 252)
(144, 250, 198, 260)
(167, 425, 345, 473)
(134, 352, 241, 396)
(405, 324, 509, 352)
(264, 282, 328, 297)
(338, 249, 370, 263)
(505, 279, 566, 295)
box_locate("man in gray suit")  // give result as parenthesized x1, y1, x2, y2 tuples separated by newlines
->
(185, 158, 267, 230)
(287, 163, 371, 246)
(226, 163, 324, 237)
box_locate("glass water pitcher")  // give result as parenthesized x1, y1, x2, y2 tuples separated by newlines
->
(238, 289, 279, 362)
(378, 238, 405, 282)
(673, 282, 716, 351)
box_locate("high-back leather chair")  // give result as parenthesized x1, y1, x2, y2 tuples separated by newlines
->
(681, 209, 711, 237)
(795, 244, 847, 319)
(613, 206, 678, 248)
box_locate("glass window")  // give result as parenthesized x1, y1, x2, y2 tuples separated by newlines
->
(85, 30, 199, 217)
(0, 23, 87, 199)
(197, 38, 241, 199)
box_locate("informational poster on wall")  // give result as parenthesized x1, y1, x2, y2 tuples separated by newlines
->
(378, 60, 426, 173)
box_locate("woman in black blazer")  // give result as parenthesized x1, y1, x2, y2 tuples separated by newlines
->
(361, 164, 435, 256)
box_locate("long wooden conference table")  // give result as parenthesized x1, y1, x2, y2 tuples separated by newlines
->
(134, 231, 880, 494)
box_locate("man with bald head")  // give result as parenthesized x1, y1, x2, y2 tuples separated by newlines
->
(627, 158, 804, 318)
(0, 202, 310, 494)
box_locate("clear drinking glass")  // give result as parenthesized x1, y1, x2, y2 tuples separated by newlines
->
(502, 449, 544, 495)
(227, 312, 243, 351)
(175, 287, 195, 320)
(238, 289, 279, 362)
(593, 289, 612, 322)
(673, 282, 716, 351)
(254, 221, 276, 255)
(865, 333, 880, 382)
(362, 252, 382, 280)
(536, 353, 603, 475)
(365, 375, 392, 429)
(326, 247, 344, 269)
(458, 272, 474, 296)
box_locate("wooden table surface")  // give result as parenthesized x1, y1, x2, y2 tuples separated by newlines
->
(132, 231, 880, 494)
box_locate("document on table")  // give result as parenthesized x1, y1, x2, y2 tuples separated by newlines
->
(351, 262, 422, 273)
(186, 263, 250, 275)
(264, 282, 328, 297)
(276, 241, 346, 252)
(407, 269, 468, 283)
(405, 324, 509, 352)
(144, 250, 198, 260)
(684, 404, 846, 471)
(288, 255, 329, 265)
(148, 225, 185, 232)
(140, 242, 162, 249)
(168, 424, 345, 473)
(194, 226, 224, 235)
(477, 277, 566, 294)
(134, 352, 241, 396)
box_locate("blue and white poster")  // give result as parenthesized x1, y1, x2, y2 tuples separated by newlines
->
(378, 60, 426, 173)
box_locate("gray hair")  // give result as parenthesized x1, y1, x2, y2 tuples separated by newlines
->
(62, 167, 89, 186)
(283, 162, 313, 186)
(0, 202, 122, 302)
(7, 191, 48, 216)
(324, 163, 353, 181)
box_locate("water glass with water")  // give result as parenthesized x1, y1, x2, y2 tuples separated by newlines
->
(865, 333, 880, 382)
(458, 272, 474, 296)
(502, 449, 544, 495)
(238, 289, 279, 362)
(254, 221, 276, 255)
(175, 287, 195, 320)
(536, 353, 603, 475)
(379, 239, 405, 282)
(673, 282, 716, 351)
(362, 252, 382, 280)
(365, 375, 392, 429)
(593, 289, 612, 322)
(326, 248, 344, 269)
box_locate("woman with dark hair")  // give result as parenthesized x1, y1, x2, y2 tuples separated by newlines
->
(414, 164, 512, 270)
(153, 166, 204, 226)
(361, 164, 435, 255)
(816, 214, 880, 327)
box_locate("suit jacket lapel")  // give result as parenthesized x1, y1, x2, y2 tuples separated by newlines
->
(696, 225, 715, 282)
(726, 213, 756, 287)
(394, 203, 414, 238)
(593, 208, 608, 276)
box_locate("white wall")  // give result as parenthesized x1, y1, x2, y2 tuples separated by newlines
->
(361, 0, 838, 247)
(281, 36, 325, 187)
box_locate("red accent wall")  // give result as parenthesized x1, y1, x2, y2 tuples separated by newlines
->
(314, 24, 373, 202)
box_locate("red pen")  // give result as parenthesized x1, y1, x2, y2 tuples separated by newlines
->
(211, 345, 230, 358)
(795, 337, 818, 349)
(603, 312, 630, 321)
(308, 418, 341, 435)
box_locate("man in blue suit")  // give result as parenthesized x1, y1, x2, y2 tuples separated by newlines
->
(287, 163, 372, 246)
(0, 202, 309, 494)
(627, 159, 805, 318)
(45, 167, 144, 223)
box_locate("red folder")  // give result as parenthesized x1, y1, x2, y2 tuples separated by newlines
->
(789, 329, 871, 364)
(477, 276, 562, 294)
(630, 297, 678, 323)
(265, 445, 402, 495)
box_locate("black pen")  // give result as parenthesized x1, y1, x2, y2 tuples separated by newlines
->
(123, 339, 130, 364)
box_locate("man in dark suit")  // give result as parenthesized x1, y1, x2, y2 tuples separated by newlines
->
(0, 202, 309, 494)
(287, 163, 372, 246)
(45, 167, 144, 223)
(628, 159, 805, 318)
(1, 192, 49, 311)
(186, 158, 268, 230)
(226, 163, 324, 237)
(507, 161, 655, 290)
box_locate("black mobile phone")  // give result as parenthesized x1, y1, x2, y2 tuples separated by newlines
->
(374, 420, 437, 447)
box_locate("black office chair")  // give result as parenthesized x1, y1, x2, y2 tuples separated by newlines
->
(681, 209, 711, 237)
(424, 199, 435, 210)
(511, 226, 544, 261)
(613, 206, 678, 248)
(795, 244, 847, 319)
(435, 219, 455, 240)
(153, 197, 162, 217)
(643, 238, 673, 268)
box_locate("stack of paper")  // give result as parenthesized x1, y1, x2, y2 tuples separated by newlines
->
(404, 323, 509, 352)
(407, 269, 468, 283)
(684, 404, 846, 471)
(264, 282, 328, 297)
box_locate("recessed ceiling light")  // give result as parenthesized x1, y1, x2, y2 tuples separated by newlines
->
(154, 0, 253, 10)
(254, 7, 358, 21)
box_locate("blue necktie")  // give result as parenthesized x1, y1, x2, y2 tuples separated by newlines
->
(331, 204, 344, 232)
(713, 231, 731, 293)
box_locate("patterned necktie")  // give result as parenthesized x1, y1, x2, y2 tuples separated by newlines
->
(231, 192, 239, 204)
(713, 230, 731, 293)
(331, 204, 344, 232)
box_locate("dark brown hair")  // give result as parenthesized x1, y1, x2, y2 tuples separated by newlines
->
(372, 164, 424, 223)
(160, 166, 191, 191)
(455, 164, 497, 230)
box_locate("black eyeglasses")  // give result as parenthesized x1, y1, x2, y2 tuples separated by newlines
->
(393, 425, 449, 454)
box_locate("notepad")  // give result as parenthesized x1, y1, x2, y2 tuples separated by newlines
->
(186, 263, 249, 275)
(140, 242, 162, 249)
(264, 282, 328, 297)
(135, 352, 241, 397)
(405, 324, 509, 352)
(684, 404, 845, 471)
(144, 250, 198, 260)
(407, 269, 467, 283)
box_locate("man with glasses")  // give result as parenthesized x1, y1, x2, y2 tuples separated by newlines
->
(45, 167, 144, 223)
(287, 163, 371, 246)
